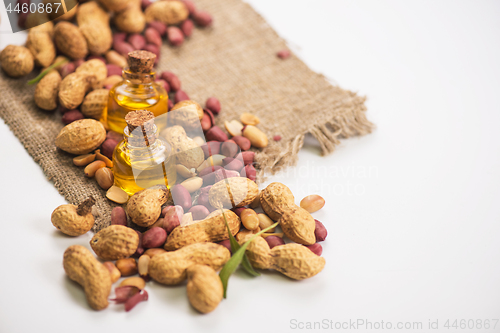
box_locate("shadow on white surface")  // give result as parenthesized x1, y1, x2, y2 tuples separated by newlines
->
(63, 276, 92, 311)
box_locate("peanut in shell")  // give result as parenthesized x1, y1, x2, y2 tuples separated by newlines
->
(55, 119, 106, 155)
(209, 177, 259, 209)
(149, 243, 231, 285)
(90, 225, 139, 260)
(239, 234, 325, 280)
(63, 245, 112, 310)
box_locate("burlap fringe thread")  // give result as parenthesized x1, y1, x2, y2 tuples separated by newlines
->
(255, 92, 372, 181)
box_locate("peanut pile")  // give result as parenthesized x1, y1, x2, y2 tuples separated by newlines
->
(0, 0, 322, 315)
(52, 103, 327, 312)
(59, 179, 328, 313)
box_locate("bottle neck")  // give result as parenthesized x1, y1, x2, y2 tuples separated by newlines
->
(124, 123, 159, 149)
(122, 68, 156, 85)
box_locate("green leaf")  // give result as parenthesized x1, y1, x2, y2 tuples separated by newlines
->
(219, 213, 279, 298)
(27, 59, 68, 85)
(241, 250, 260, 277)
(221, 209, 260, 277)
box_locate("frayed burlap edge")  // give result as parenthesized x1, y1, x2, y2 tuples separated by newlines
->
(254, 90, 372, 182)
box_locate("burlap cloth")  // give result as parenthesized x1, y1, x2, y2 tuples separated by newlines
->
(0, 0, 373, 231)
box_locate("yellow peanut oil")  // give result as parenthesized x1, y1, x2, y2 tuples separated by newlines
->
(104, 69, 169, 134)
(112, 127, 177, 196)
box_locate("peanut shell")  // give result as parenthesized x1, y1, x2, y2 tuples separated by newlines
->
(34, 70, 61, 110)
(270, 243, 325, 279)
(0, 45, 34, 77)
(76, 1, 109, 25)
(187, 265, 223, 313)
(97, 0, 133, 12)
(208, 177, 259, 209)
(279, 207, 316, 245)
(161, 125, 204, 169)
(239, 234, 325, 280)
(127, 188, 169, 227)
(90, 225, 139, 260)
(59, 72, 97, 109)
(54, 21, 88, 60)
(80, 23, 113, 55)
(81, 89, 109, 119)
(238, 234, 272, 269)
(77, 2, 112, 55)
(144, 0, 189, 25)
(63, 245, 112, 310)
(76, 59, 107, 89)
(260, 182, 295, 221)
(235, 227, 260, 242)
(149, 243, 230, 285)
(51, 202, 94, 236)
(25, 30, 56, 68)
(169, 100, 204, 130)
(55, 119, 106, 155)
(164, 209, 241, 250)
(25, 13, 53, 35)
(114, 3, 146, 34)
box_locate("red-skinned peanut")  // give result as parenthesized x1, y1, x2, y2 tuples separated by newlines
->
(305, 243, 323, 256)
(205, 97, 220, 115)
(188, 205, 210, 220)
(142, 227, 167, 248)
(161, 72, 181, 91)
(111, 207, 127, 226)
(314, 219, 328, 242)
(171, 185, 192, 211)
(265, 235, 285, 249)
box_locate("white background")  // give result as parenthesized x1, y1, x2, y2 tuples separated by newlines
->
(1, 1, 500, 332)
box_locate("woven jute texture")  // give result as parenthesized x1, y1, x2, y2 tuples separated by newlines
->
(0, 0, 373, 231)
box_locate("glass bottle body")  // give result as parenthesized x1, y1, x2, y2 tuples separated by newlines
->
(105, 69, 169, 134)
(112, 127, 177, 196)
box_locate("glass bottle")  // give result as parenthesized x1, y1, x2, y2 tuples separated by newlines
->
(112, 110, 177, 196)
(104, 50, 169, 134)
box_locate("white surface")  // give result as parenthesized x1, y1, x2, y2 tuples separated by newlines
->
(1, 1, 500, 332)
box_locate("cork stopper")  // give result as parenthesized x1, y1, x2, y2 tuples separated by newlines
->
(125, 110, 155, 132)
(128, 50, 156, 73)
(125, 110, 156, 146)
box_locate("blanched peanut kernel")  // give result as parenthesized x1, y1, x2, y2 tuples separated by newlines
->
(300, 195, 325, 213)
(240, 208, 260, 231)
